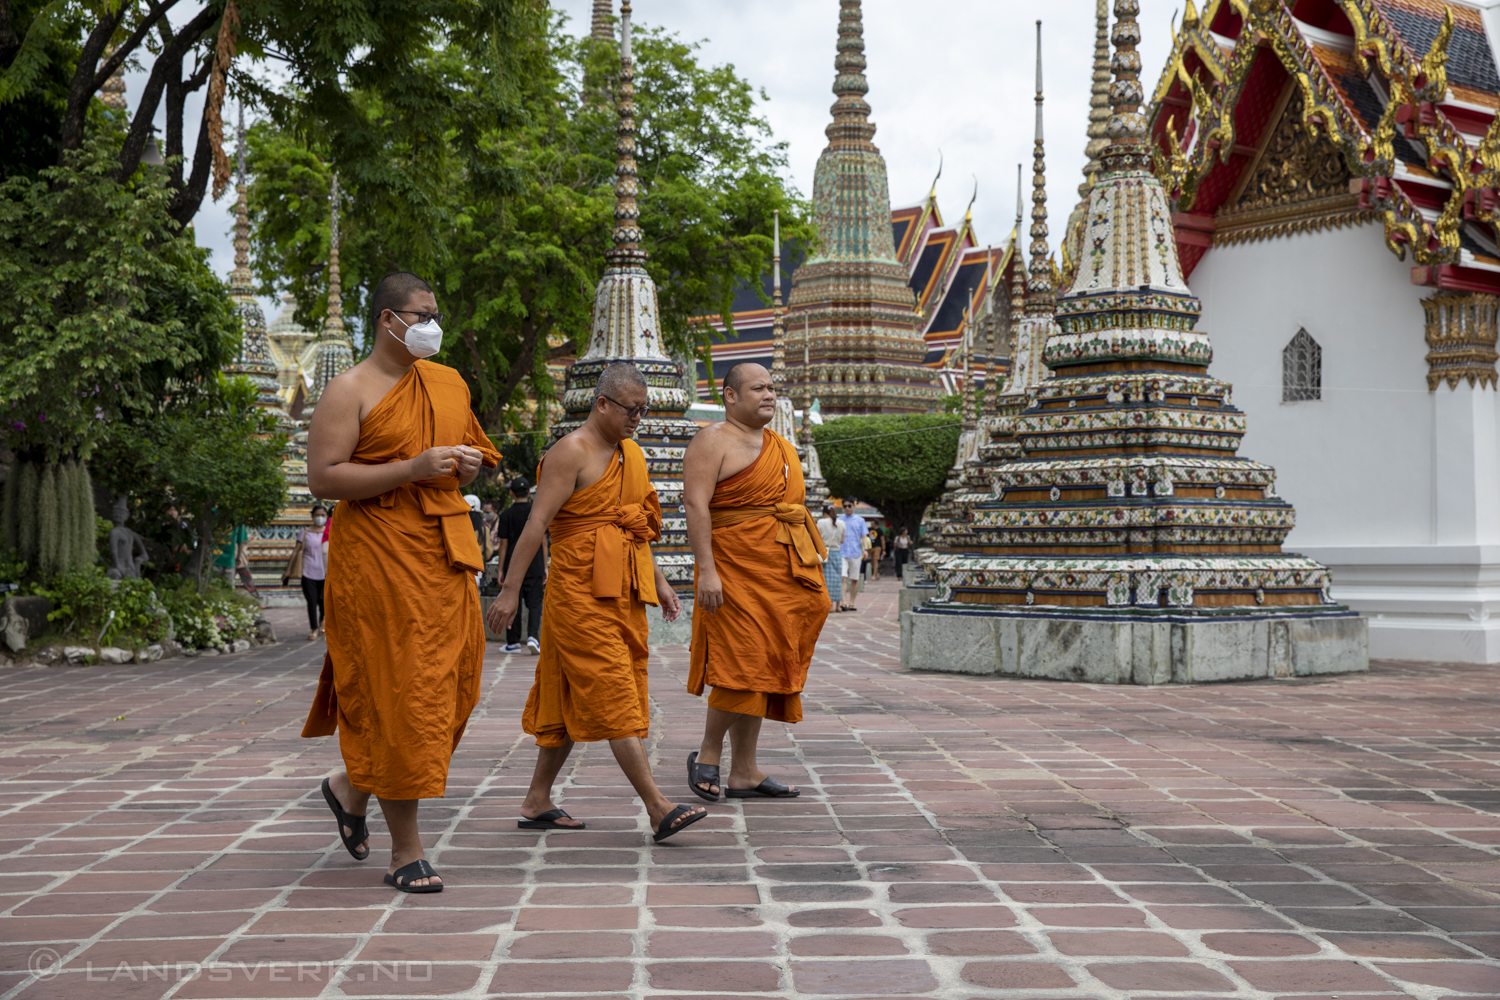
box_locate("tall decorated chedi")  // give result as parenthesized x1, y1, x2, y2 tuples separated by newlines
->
(1062, 0, 1113, 284)
(785, 0, 940, 415)
(904, 0, 1366, 684)
(224, 105, 283, 415)
(555, 0, 699, 594)
(769, 211, 828, 507)
(301, 173, 355, 420)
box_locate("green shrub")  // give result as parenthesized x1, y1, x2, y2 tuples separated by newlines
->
(159, 580, 259, 649)
(812, 413, 961, 537)
(37, 567, 169, 647)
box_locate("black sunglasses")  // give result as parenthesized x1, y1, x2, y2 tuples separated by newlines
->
(600, 394, 650, 420)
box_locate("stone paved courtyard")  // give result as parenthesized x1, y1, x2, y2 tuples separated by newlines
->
(0, 577, 1498, 999)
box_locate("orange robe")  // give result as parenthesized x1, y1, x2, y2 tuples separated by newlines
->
(687, 430, 829, 723)
(522, 439, 662, 748)
(302, 360, 499, 800)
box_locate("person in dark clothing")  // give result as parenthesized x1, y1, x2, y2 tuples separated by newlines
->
(493, 478, 548, 653)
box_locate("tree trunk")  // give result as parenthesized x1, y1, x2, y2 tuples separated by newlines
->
(484, 315, 543, 431)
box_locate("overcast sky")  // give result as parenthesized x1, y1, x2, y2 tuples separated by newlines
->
(141, 0, 1176, 302)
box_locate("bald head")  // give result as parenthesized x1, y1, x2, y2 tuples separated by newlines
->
(722, 362, 768, 398)
(595, 362, 648, 401)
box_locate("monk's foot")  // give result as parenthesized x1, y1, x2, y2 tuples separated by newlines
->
(521, 798, 584, 828)
(322, 774, 371, 858)
(724, 770, 799, 798)
(647, 801, 708, 838)
(387, 849, 441, 888)
(727, 770, 794, 794)
(688, 750, 721, 800)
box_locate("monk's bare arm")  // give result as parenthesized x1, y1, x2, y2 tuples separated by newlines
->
(485, 438, 585, 632)
(306, 373, 476, 500)
(682, 424, 727, 612)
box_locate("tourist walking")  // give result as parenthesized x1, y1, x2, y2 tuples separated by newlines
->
(302, 271, 500, 893)
(817, 503, 844, 612)
(217, 524, 261, 600)
(869, 526, 885, 581)
(494, 477, 548, 653)
(838, 498, 866, 611)
(681, 362, 829, 802)
(893, 526, 912, 578)
(485, 362, 707, 843)
(282, 505, 330, 641)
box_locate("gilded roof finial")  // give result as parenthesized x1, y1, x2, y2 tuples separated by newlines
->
(608, 0, 646, 266)
(231, 102, 253, 294)
(1102, 0, 1149, 168)
(1081, 0, 1111, 197)
(325, 172, 344, 340)
(1027, 21, 1052, 313)
(928, 150, 944, 200)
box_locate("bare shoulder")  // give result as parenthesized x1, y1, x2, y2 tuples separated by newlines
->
(684, 421, 729, 455)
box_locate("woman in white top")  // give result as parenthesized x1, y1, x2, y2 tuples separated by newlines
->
(893, 526, 913, 578)
(283, 505, 329, 641)
(817, 503, 845, 612)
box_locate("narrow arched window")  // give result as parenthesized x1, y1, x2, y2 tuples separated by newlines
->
(1283, 328, 1321, 402)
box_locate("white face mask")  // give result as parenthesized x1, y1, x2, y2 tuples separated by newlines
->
(388, 311, 444, 359)
(313, 515, 326, 526)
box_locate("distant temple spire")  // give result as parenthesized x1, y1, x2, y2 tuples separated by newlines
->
(325, 172, 344, 340)
(222, 102, 281, 412)
(771, 209, 785, 388)
(786, 0, 938, 415)
(591, 0, 613, 40)
(1026, 21, 1052, 315)
(304, 171, 354, 414)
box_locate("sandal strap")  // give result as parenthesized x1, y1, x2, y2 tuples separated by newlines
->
(392, 858, 437, 884)
(531, 809, 570, 823)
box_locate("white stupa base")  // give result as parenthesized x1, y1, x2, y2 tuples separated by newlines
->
(901, 605, 1367, 684)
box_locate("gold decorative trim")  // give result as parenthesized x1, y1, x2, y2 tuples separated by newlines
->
(1215, 197, 1378, 247)
(1423, 292, 1500, 391)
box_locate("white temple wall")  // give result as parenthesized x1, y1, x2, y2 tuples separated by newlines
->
(1188, 222, 1500, 663)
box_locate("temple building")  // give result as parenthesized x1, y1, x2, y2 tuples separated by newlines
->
(1136, 0, 1500, 663)
(553, 0, 701, 600)
(905, 0, 1366, 684)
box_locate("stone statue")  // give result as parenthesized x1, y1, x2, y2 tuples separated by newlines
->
(106, 495, 149, 580)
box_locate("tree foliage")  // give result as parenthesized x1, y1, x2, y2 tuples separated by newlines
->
(246, 13, 814, 432)
(0, 127, 238, 463)
(812, 414, 961, 537)
(0, 0, 545, 226)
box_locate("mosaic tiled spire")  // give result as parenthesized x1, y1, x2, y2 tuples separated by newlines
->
(590, 0, 613, 40)
(1083, 0, 1112, 194)
(1026, 21, 1052, 316)
(785, 0, 940, 415)
(769, 210, 798, 443)
(960, 301, 976, 433)
(920, 0, 1339, 618)
(557, 0, 699, 593)
(223, 103, 283, 412)
(303, 172, 354, 414)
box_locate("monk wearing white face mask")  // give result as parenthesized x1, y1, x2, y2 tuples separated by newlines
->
(302, 271, 499, 893)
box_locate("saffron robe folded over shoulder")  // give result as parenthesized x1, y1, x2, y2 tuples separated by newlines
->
(302, 360, 499, 800)
(522, 438, 662, 748)
(687, 430, 829, 723)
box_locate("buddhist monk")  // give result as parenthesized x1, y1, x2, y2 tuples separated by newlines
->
(303, 271, 499, 892)
(683, 362, 830, 801)
(485, 362, 708, 842)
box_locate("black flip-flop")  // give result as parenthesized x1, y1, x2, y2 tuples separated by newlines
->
(320, 777, 370, 861)
(687, 751, 721, 802)
(517, 808, 585, 830)
(652, 805, 708, 843)
(384, 858, 443, 893)
(726, 777, 800, 798)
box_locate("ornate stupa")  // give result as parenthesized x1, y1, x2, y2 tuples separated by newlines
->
(554, 0, 700, 595)
(266, 295, 316, 412)
(301, 173, 355, 419)
(785, 0, 940, 416)
(905, 0, 1366, 684)
(223, 104, 284, 415)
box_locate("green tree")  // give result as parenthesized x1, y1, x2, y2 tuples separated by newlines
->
(134, 376, 287, 591)
(245, 13, 813, 431)
(0, 128, 238, 466)
(813, 414, 961, 538)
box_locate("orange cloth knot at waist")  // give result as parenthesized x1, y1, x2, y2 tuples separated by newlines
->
(710, 503, 828, 587)
(552, 502, 659, 602)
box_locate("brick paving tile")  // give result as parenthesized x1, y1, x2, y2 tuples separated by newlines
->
(0, 578, 1497, 998)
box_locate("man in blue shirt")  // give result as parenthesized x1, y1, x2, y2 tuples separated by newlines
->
(838, 497, 867, 612)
